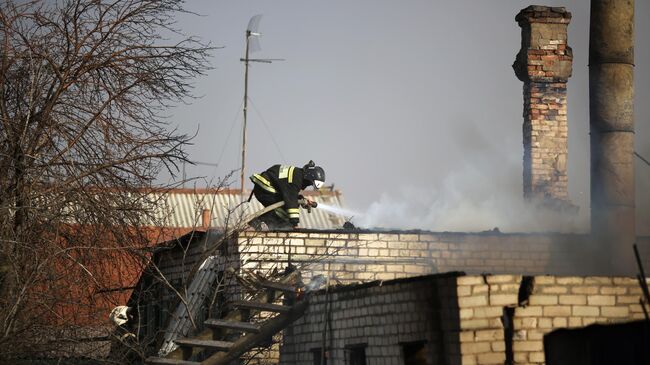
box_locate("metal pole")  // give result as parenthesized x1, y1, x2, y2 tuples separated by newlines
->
(320, 263, 330, 365)
(634, 244, 650, 319)
(589, 0, 635, 274)
(241, 30, 251, 195)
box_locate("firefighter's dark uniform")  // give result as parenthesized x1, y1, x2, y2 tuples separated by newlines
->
(250, 165, 309, 228)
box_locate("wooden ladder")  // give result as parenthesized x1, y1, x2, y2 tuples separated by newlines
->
(146, 273, 307, 365)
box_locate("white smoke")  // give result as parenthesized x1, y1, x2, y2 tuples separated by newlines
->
(305, 274, 327, 292)
(353, 162, 589, 233)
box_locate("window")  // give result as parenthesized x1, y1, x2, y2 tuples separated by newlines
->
(346, 344, 367, 365)
(311, 348, 328, 365)
(402, 341, 428, 365)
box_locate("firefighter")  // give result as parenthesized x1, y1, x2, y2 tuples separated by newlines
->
(250, 160, 325, 229)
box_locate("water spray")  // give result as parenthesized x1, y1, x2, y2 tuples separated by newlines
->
(316, 203, 362, 220)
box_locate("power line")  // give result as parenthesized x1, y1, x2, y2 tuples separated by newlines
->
(247, 97, 288, 164)
(181, 101, 243, 186)
(215, 100, 244, 170)
(635, 151, 650, 168)
(192, 161, 219, 167)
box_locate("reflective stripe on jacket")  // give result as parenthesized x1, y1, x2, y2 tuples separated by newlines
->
(251, 173, 276, 193)
(250, 164, 306, 224)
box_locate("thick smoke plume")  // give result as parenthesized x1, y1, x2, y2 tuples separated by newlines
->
(350, 125, 589, 233)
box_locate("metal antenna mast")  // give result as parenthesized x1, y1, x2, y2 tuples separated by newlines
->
(239, 15, 283, 194)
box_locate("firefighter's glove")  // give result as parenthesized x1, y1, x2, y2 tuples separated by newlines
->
(298, 197, 312, 211)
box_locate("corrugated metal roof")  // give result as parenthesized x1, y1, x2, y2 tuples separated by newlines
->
(147, 189, 346, 230)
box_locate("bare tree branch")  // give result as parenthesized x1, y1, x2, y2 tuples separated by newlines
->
(0, 0, 214, 361)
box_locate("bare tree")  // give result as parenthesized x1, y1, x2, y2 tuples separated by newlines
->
(0, 0, 211, 361)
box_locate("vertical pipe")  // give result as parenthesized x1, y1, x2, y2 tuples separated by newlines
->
(320, 263, 330, 365)
(589, 0, 635, 274)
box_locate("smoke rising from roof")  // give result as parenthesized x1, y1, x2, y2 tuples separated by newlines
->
(350, 117, 589, 233)
(354, 166, 588, 234)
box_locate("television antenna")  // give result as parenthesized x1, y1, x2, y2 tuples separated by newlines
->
(240, 14, 284, 194)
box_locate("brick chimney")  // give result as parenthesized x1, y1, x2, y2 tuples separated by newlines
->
(513, 6, 575, 210)
(201, 208, 211, 229)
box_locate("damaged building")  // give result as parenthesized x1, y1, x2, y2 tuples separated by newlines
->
(134, 3, 649, 365)
(281, 273, 650, 364)
(137, 229, 650, 364)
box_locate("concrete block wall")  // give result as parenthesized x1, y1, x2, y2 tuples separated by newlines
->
(456, 274, 648, 365)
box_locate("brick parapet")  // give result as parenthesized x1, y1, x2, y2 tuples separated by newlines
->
(235, 231, 650, 281)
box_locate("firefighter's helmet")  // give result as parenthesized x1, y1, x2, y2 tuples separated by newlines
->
(303, 160, 325, 189)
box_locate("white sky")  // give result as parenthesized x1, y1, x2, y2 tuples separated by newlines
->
(164, 1, 650, 234)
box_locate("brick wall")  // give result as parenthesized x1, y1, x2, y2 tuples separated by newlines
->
(280, 274, 461, 365)
(234, 231, 650, 281)
(512, 6, 573, 207)
(226, 230, 650, 364)
(456, 274, 648, 365)
(280, 273, 649, 365)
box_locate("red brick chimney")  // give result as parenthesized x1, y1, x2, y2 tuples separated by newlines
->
(513, 6, 576, 211)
